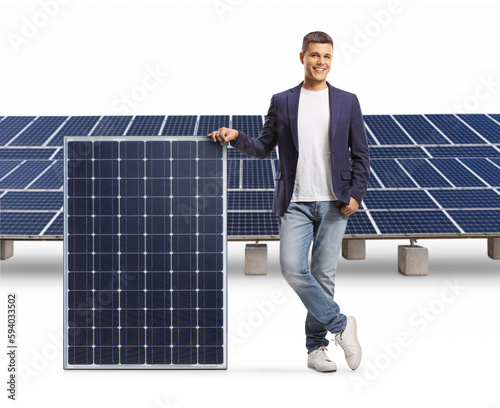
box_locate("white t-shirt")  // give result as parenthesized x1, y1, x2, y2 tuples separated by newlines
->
(290, 86, 338, 202)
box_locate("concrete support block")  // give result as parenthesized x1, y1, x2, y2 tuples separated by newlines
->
(398, 245, 428, 276)
(0, 240, 14, 261)
(342, 239, 366, 260)
(245, 243, 268, 275)
(488, 238, 500, 259)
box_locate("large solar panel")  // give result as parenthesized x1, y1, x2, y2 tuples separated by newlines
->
(63, 136, 227, 369)
(1, 113, 500, 241)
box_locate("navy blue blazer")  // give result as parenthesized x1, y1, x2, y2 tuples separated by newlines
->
(231, 80, 370, 217)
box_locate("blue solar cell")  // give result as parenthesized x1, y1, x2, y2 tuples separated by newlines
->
(231, 115, 263, 139)
(91, 116, 133, 136)
(344, 211, 378, 235)
(370, 210, 460, 235)
(426, 146, 500, 158)
(0, 148, 57, 160)
(488, 114, 500, 125)
(428, 189, 500, 209)
(44, 212, 63, 236)
(446, 210, 500, 233)
(0, 160, 23, 180)
(227, 146, 246, 160)
(0, 160, 54, 189)
(367, 169, 383, 188)
(363, 123, 378, 146)
(9, 116, 68, 147)
(126, 116, 165, 136)
(424, 114, 485, 144)
(429, 158, 487, 187)
(459, 158, 500, 187)
(161, 115, 197, 136)
(398, 159, 453, 188)
(369, 160, 417, 188)
(242, 159, 274, 189)
(0, 191, 62, 210)
(455, 114, 500, 144)
(227, 159, 240, 189)
(363, 115, 413, 145)
(227, 191, 273, 211)
(29, 160, 63, 189)
(362, 190, 438, 209)
(392, 115, 451, 144)
(0, 116, 36, 146)
(227, 212, 278, 237)
(64, 137, 226, 368)
(369, 146, 429, 159)
(48, 116, 100, 146)
(196, 115, 230, 136)
(0, 211, 57, 236)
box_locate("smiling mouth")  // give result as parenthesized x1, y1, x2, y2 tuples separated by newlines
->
(314, 67, 325, 73)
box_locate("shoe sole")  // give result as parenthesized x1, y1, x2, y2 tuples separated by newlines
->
(348, 316, 362, 370)
(307, 362, 337, 372)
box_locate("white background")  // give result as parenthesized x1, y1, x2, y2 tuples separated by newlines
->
(0, 0, 499, 407)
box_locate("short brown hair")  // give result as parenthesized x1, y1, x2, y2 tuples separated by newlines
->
(301, 31, 333, 55)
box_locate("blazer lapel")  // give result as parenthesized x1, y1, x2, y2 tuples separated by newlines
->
(328, 81, 341, 145)
(287, 81, 303, 152)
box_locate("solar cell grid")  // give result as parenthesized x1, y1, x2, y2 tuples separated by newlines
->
(64, 136, 226, 368)
(455, 114, 500, 144)
(9, 116, 67, 147)
(0, 160, 54, 189)
(0, 211, 57, 235)
(0, 191, 62, 210)
(369, 160, 417, 188)
(91, 116, 133, 136)
(392, 115, 451, 145)
(242, 159, 274, 189)
(429, 158, 487, 187)
(196, 115, 230, 136)
(125, 116, 165, 136)
(0, 116, 36, 146)
(0, 148, 58, 160)
(425, 114, 485, 144)
(161, 116, 197, 136)
(459, 158, 500, 187)
(428, 189, 500, 209)
(231, 115, 263, 139)
(363, 115, 413, 145)
(48, 116, 101, 146)
(227, 212, 278, 237)
(362, 190, 438, 210)
(426, 145, 500, 158)
(446, 210, 500, 234)
(398, 159, 453, 188)
(227, 190, 273, 211)
(369, 146, 429, 159)
(370, 210, 460, 235)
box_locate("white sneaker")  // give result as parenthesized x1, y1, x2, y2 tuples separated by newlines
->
(334, 316, 362, 370)
(307, 346, 337, 372)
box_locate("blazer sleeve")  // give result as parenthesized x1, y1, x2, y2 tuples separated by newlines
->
(348, 94, 370, 204)
(230, 95, 278, 159)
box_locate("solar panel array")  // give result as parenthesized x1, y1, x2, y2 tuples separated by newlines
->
(1, 113, 500, 239)
(63, 136, 226, 368)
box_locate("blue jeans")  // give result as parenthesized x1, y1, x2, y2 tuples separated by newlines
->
(278, 201, 348, 352)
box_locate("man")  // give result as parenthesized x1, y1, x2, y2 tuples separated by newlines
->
(208, 31, 370, 372)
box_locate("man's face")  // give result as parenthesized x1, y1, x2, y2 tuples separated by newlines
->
(300, 42, 332, 84)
